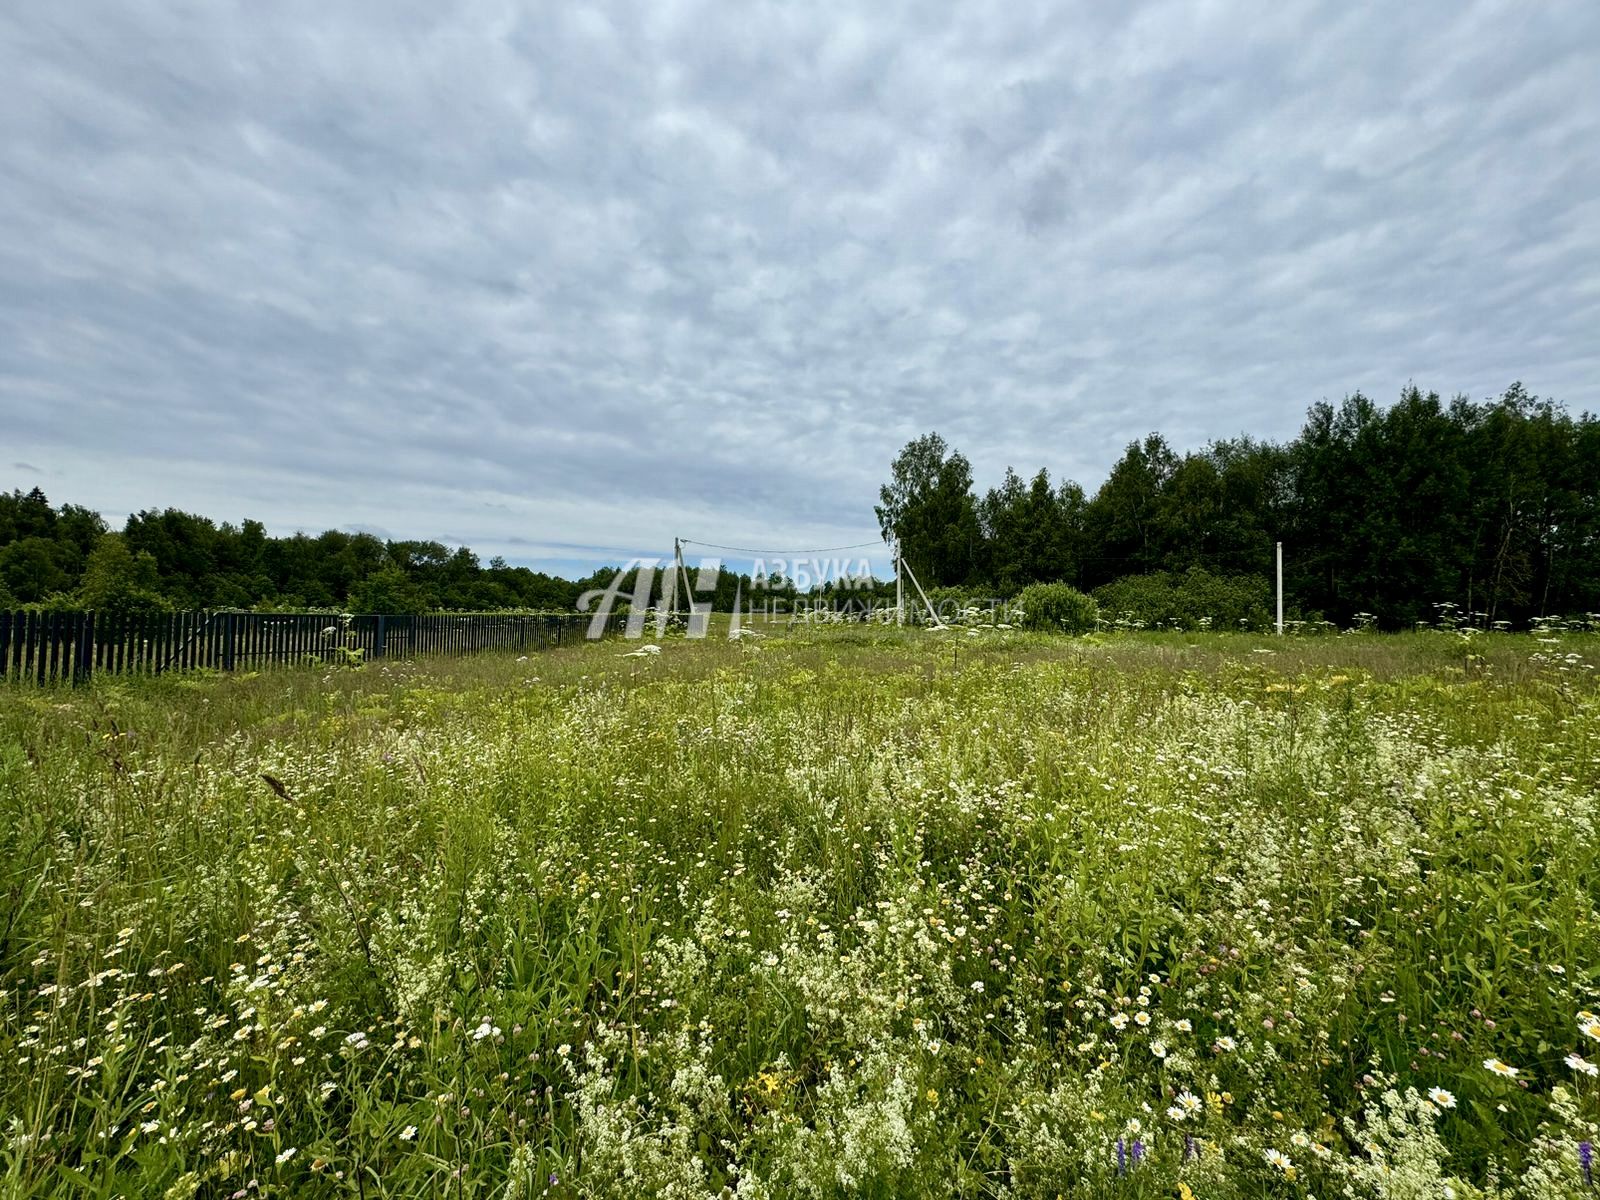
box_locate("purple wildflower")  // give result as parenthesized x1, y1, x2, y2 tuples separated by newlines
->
(1132, 1139, 1145, 1165)
(1116, 1138, 1127, 1176)
(1579, 1140, 1593, 1188)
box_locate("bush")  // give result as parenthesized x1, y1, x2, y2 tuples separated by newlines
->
(1092, 567, 1270, 630)
(1014, 582, 1098, 633)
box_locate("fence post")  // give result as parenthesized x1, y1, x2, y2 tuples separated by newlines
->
(375, 615, 387, 659)
(222, 612, 235, 672)
(75, 612, 94, 685)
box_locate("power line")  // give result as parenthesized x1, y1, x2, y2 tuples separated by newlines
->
(678, 537, 887, 556)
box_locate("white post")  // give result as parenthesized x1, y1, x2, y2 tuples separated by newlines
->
(1275, 541, 1284, 636)
(895, 541, 904, 626)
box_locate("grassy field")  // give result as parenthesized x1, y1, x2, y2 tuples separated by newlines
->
(1, 628, 1598, 1198)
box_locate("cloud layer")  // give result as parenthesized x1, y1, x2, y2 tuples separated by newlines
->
(4, 0, 1598, 575)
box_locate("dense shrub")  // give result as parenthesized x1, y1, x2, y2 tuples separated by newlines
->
(1093, 567, 1270, 630)
(1014, 581, 1098, 633)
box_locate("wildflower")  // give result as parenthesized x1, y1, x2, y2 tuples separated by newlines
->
(925, 1088, 939, 1104)
(1580, 1141, 1593, 1188)
(1264, 1148, 1292, 1172)
(1582, 1018, 1600, 1044)
(1176, 1091, 1201, 1115)
(399, 1126, 417, 1141)
(1109, 1012, 1130, 1031)
(1428, 1087, 1457, 1108)
(1150, 1040, 1167, 1059)
(275, 1147, 296, 1165)
(1484, 1057, 1518, 1077)
(1566, 1053, 1599, 1077)
(557, 1044, 572, 1057)
(1290, 1131, 1311, 1148)
(1134, 1011, 1151, 1027)
(970, 980, 985, 993)
(1215, 1035, 1236, 1052)
(1173, 1018, 1192, 1033)
(471, 1021, 500, 1041)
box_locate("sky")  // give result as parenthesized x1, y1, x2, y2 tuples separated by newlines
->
(3, 1, 1598, 580)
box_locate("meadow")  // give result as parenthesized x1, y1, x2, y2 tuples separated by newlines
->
(1, 626, 1597, 1199)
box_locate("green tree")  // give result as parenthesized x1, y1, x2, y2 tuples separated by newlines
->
(348, 565, 429, 615)
(0, 487, 56, 542)
(875, 433, 983, 587)
(1082, 434, 1180, 586)
(77, 533, 170, 615)
(0, 537, 73, 603)
(978, 468, 1083, 592)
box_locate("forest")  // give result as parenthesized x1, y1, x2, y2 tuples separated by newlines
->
(881, 383, 1599, 627)
(3, 384, 1595, 628)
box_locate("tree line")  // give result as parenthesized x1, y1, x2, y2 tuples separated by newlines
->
(5, 382, 1595, 627)
(0, 493, 594, 614)
(877, 383, 1600, 627)
(0, 490, 856, 617)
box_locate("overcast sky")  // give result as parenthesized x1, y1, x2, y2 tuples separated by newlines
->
(3, 1, 1598, 578)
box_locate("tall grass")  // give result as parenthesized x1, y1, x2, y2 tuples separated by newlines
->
(1, 629, 1596, 1197)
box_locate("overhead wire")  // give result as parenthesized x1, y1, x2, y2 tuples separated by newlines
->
(677, 537, 887, 556)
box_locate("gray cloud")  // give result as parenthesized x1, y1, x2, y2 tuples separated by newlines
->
(2, 0, 1597, 571)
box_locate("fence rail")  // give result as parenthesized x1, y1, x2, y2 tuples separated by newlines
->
(0, 610, 620, 686)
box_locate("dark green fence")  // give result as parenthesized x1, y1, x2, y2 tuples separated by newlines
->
(0, 610, 622, 685)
